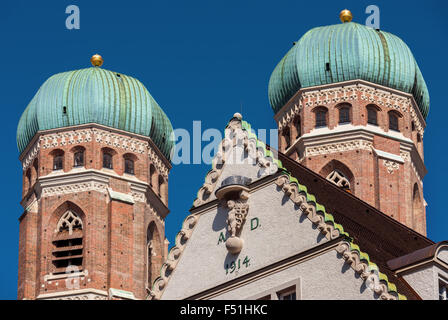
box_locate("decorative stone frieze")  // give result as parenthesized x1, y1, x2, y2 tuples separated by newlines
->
(41, 181, 109, 197)
(383, 160, 400, 174)
(276, 81, 425, 138)
(305, 139, 373, 158)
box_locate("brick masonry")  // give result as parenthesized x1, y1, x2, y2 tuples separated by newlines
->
(17, 125, 170, 300)
(275, 81, 426, 235)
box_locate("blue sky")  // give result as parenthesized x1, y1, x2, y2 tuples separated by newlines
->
(1, 0, 447, 299)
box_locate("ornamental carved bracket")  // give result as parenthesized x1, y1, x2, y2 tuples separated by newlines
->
(224, 190, 249, 254)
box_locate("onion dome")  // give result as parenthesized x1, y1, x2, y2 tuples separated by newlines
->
(268, 11, 429, 118)
(17, 55, 174, 160)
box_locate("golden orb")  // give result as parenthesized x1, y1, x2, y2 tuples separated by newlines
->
(90, 54, 103, 67)
(339, 9, 353, 23)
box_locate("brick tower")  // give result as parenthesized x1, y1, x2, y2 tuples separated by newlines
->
(269, 10, 429, 235)
(16, 55, 174, 300)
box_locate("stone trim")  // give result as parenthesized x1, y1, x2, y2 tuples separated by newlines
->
(285, 125, 426, 182)
(373, 148, 405, 164)
(108, 188, 135, 204)
(304, 139, 373, 158)
(109, 288, 137, 300)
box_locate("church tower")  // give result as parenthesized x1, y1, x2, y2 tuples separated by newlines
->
(16, 55, 174, 300)
(269, 10, 429, 234)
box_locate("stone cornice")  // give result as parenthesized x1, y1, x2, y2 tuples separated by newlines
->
(19, 123, 171, 179)
(192, 116, 280, 208)
(274, 80, 426, 137)
(36, 288, 108, 300)
(284, 125, 427, 181)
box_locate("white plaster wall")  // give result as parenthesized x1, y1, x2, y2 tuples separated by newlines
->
(162, 183, 329, 300)
(402, 265, 437, 300)
(213, 250, 376, 300)
(437, 248, 448, 264)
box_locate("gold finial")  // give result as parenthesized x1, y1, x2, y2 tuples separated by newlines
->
(339, 9, 353, 23)
(90, 54, 103, 67)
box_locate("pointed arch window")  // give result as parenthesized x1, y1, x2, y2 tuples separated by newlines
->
(52, 211, 84, 274)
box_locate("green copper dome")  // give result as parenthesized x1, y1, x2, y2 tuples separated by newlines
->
(17, 67, 174, 160)
(268, 22, 429, 118)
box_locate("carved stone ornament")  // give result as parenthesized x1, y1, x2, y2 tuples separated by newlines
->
(225, 190, 249, 254)
(383, 160, 399, 174)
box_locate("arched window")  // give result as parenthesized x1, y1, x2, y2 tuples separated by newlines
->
(124, 158, 134, 175)
(411, 121, 416, 131)
(366, 105, 379, 125)
(326, 170, 351, 191)
(146, 222, 161, 287)
(25, 169, 31, 192)
(103, 152, 113, 169)
(158, 176, 165, 197)
(417, 133, 422, 143)
(338, 104, 351, 124)
(283, 127, 291, 149)
(52, 210, 84, 273)
(319, 160, 354, 193)
(52, 150, 64, 171)
(150, 164, 156, 187)
(32, 159, 39, 185)
(412, 184, 423, 231)
(389, 112, 400, 132)
(314, 107, 328, 128)
(295, 116, 301, 138)
(74, 150, 85, 167)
